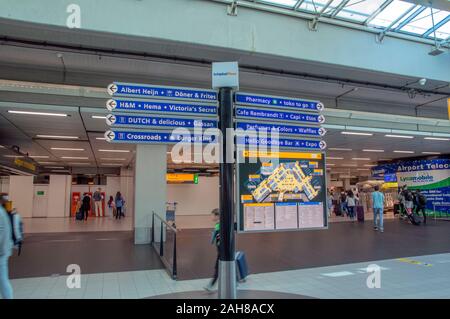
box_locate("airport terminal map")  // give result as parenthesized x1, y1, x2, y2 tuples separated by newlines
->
(237, 151, 327, 232)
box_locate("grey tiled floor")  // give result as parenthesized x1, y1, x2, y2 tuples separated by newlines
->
(7, 252, 450, 299)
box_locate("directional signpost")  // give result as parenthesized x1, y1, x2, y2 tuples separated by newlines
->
(105, 68, 327, 301)
(105, 82, 218, 144)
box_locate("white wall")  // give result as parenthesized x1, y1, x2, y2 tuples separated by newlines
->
(106, 176, 120, 204)
(47, 175, 71, 217)
(120, 168, 134, 216)
(167, 176, 219, 216)
(0, 176, 9, 193)
(9, 175, 34, 217)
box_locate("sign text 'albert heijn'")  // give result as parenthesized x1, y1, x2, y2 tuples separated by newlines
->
(107, 83, 217, 102)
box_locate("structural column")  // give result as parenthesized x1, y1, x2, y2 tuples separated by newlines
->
(134, 144, 167, 244)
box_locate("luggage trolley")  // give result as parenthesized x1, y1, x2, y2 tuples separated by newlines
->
(166, 202, 177, 226)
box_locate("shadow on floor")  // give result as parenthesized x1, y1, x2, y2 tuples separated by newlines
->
(176, 219, 450, 280)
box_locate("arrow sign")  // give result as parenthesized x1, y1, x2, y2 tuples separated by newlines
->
(237, 136, 324, 150)
(107, 84, 118, 95)
(235, 92, 323, 112)
(104, 130, 116, 142)
(107, 82, 218, 102)
(236, 122, 326, 137)
(318, 115, 325, 124)
(104, 130, 217, 144)
(236, 106, 323, 125)
(106, 114, 116, 126)
(106, 113, 218, 129)
(319, 140, 327, 149)
(106, 99, 117, 111)
(104, 98, 217, 116)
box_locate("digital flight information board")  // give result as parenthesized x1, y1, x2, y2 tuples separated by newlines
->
(237, 150, 328, 233)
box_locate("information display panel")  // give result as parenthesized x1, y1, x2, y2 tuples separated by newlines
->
(237, 150, 327, 232)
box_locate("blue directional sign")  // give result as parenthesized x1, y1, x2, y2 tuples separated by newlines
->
(236, 135, 327, 150)
(107, 83, 217, 102)
(106, 114, 217, 129)
(235, 106, 325, 125)
(235, 92, 323, 112)
(104, 130, 217, 144)
(236, 121, 326, 137)
(106, 98, 217, 116)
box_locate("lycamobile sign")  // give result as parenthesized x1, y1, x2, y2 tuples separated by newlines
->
(372, 159, 450, 215)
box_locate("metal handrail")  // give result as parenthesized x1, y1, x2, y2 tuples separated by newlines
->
(151, 211, 178, 279)
(153, 211, 178, 233)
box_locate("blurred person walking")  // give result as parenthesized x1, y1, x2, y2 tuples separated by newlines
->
(0, 195, 13, 299)
(372, 185, 385, 232)
(115, 192, 125, 220)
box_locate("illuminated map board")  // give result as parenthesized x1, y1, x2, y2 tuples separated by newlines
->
(237, 151, 327, 232)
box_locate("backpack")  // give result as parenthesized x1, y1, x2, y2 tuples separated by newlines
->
(9, 211, 24, 255)
(418, 194, 427, 206)
(404, 190, 413, 201)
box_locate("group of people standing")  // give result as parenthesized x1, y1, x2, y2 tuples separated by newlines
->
(76, 189, 125, 220)
(397, 185, 427, 225)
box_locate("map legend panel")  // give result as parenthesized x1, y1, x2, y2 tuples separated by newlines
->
(237, 151, 327, 233)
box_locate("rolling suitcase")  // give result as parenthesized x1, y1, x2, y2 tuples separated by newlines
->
(356, 206, 364, 222)
(75, 210, 83, 221)
(407, 212, 421, 226)
(235, 251, 249, 282)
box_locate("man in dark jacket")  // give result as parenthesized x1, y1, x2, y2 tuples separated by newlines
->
(414, 190, 427, 224)
(82, 194, 91, 221)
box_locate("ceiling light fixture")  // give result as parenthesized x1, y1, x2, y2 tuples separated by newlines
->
(424, 137, 450, 141)
(100, 158, 126, 161)
(328, 148, 352, 151)
(342, 164, 358, 167)
(422, 152, 441, 155)
(91, 115, 107, 119)
(341, 131, 373, 136)
(385, 134, 414, 139)
(362, 149, 384, 152)
(45, 166, 65, 169)
(51, 147, 85, 151)
(98, 149, 130, 153)
(61, 156, 89, 160)
(96, 137, 107, 140)
(393, 150, 415, 154)
(351, 158, 371, 161)
(3, 155, 23, 158)
(327, 157, 344, 160)
(68, 162, 91, 165)
(8, 110, 68, 117)
(36, 135, 79, 139)
(29, 155, 50, 158)
(101, 163, 122, 166)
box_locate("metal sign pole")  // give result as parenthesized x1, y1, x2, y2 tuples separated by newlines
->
(218, 87, 236, 299)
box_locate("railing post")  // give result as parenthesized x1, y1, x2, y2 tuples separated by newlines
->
(172, 232, 177, 279)
(159, 220, 164, 257)
(151, 212, 155, 244)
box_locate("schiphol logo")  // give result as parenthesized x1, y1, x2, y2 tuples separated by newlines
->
(66, 264, 81, 289)
(366, 264, 381, 289)
(213, 71, 238, 77)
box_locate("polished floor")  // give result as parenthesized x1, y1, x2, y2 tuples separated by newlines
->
(22, 216, 133, 234)
(10, 231, 163, 279)
(176, 219, 450, 280)
(7, 252, 450, 299)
